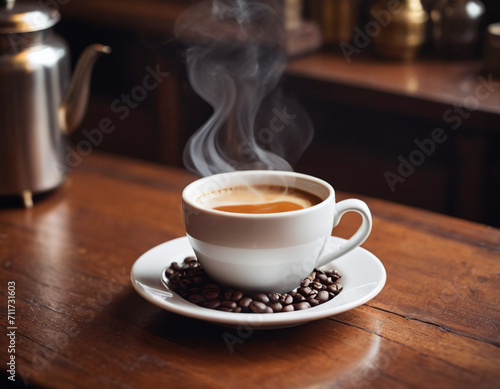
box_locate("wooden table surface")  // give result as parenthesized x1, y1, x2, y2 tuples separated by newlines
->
(1, 153, 499, 388)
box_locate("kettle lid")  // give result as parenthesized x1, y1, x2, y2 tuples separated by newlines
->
(0, 0, 60, 34)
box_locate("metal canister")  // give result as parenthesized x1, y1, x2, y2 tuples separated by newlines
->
(369, 0, 428, 61)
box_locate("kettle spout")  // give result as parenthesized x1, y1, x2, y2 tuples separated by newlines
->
(59, 44, 111, 134)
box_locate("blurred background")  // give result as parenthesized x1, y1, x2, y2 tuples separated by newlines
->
(51, 0, 500, 226)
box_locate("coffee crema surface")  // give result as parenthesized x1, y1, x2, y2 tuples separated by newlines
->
(196, 185, 323, 214)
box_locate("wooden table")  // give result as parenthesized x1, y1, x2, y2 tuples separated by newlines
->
(1, 153, 499, 388)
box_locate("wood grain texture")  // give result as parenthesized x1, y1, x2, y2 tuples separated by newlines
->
(286, 52, 500, 116)
(285, 52, 500, 132)
(0, 153, 499, 388)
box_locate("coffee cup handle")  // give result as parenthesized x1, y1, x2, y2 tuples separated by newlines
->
(316, 199, 372, 268)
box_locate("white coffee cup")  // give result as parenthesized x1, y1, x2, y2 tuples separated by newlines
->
(182, 170, 372, 293)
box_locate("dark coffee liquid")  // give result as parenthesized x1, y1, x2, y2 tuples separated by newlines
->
(215, 201, 304, 214)
(199, 185, 322, 214)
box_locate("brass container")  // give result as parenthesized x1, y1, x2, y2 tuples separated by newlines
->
(431, 0, 485, 59)
(309, 0, 361, 45)
(370, 0, 428, 61)
(284, 0, 303, 31)
(484, 23, 500, 78)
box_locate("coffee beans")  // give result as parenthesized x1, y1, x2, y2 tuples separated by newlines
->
(238, 297, 253, 309)
(225, 289, 243, 301)
(294, 302, 312, 310)
(164, 257, 343, 314)
(250, 301, 271, 313)
(253, 293, 270, 304)
(316, 290, 330, 303)
(203, 284, 221, 300)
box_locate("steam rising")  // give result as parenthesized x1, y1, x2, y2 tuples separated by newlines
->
(176, 0, 313, 177)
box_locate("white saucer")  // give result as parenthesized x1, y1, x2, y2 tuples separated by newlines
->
(131, 236, 386, 330)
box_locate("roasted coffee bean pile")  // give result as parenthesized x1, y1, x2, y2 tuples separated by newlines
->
(164, 256, 343, 313)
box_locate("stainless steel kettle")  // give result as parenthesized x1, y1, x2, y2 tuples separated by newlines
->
(0, 0, 110, 207)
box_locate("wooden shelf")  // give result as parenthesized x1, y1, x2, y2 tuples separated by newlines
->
(286, 52, 500, 131)
(61, 1, 500, 129)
